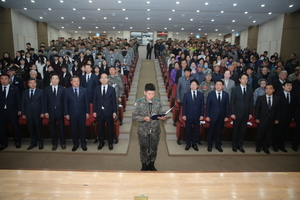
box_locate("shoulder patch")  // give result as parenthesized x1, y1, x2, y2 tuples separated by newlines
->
(136, 98, 143, 102)
(154, 98, 161, 101)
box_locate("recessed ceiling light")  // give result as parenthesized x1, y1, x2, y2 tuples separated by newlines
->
(205, 33, 207, 35)
(31, 0, 35, 3)
(191, 33, 193, 35)
(147, 1, 150, 4)
(89, 31, 91, 33)
(89, 0, 92, 3)
(103, 31, 106, 33)
(82, 17, 85, 19)
(219, 34, 221, 35)
(104, 17, 107, 19)
(62, 27, 64, 29)
(61, 17, 64, 19)
(125, 17, 128, 19)
(181, 28, 184, 30)
(39, 16, 43, 19)
(261, 4, 265, 7)
(232, 30, 234, 32)
(75, 31, 77, 33)
(147, 27, 150, 29)
(220, 11, 224, 13)
(71, 21, 74, 23)
(118, 31, 120, 33)
(268, 12, 272, 15)
(211, 19, 214, 22)
(96, 27, 98, 29)
(215, 29, 218, 31)
(196, 10, 200, 12)
(147, 18, 150, 20)
(244, 11, 248, 14)
(97, 8, 101, 10)
(169, 18, 172, 20)
(233, 3, 237, 6)
(2, 0, 5, 2)
(73, 8, 76, 10)
(190, 19, 193, 21)
(48, 8, 52, 10)
(172, 9, 175, 12)
(205, 2, 208, 5)
(198, 28, 201, 31)
(113, 27, 115, 29)
(147, 9, 150, 11)
(253, 20, 256, 23)
(176, 32, 178, 34)
(289, 5, 293, 8)
(122, 8, 125, 11)
(118, 1, 121, 3)
(232, 20, 235, 22)
(176, 1, 179, 4)
(78, 26, 81, 29)
(24, 8, 27, 10)
(60, 0, 63, 3)
(165, 27, 167, 30)
(130, 27, 132, 29)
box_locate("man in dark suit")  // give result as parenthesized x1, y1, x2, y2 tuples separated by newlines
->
(0, 74, 22, 150)
(272, 70, 288, 93)
(182, 79, 204, 151)
(64, 76, 89, 152)
(93, 73, 117, 150)
(146, 41, 153, 60)
(255, 84, 280, 154)
(44, 74, 66, 151)
(206, 80, 229, 152)
(231, 73, 253, 153)
(21, 78, 45, 150)
(80, 64, 99, 103)
(28, 70, 44, 90)
(273, 81, 295, 152)
(6, 67, 24, 96)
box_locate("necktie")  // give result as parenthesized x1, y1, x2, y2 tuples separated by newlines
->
(2, 86, 6, 99)
(30, 90, 34, 100)
(268, 96, 271, 109)
(53, 87, 57, 97)
(102, 86, 106, 97)
(218, 92, 221, 104)
(74, 88, 78, 98)
(286, 93, 290, 103)
(243, 87, 246, 97)
(193, 91, 196, 101)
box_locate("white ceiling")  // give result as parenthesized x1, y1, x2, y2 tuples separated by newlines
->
(1, 0, 300, 35)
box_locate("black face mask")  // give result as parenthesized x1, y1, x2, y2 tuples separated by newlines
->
(122, 51, 127, 56)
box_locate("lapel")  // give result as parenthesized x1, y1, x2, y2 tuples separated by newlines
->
(7, 86, 14, 98)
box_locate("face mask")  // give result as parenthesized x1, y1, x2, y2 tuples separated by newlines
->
(204, 64, 208, 68)
(122, 51, 127, 56)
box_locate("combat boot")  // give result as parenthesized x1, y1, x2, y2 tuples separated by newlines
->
(147, 162, 157, 171)
(141, 163, 148, 171)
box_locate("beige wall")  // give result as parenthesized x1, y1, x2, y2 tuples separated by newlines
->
(0, 7, 14, 58)
(37, 22, 48, 48)
(247, 26, 259, 49)
(281, 9, 300, 62)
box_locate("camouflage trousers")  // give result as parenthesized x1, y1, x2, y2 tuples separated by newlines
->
(138, 132, 160, 163)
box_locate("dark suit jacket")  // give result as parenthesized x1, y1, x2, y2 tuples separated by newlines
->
(80, 74, 100, 103)
(206, 90, 229, 122)
(59, 73, 72, 88)
(44, 85, 65, 116)
(71, 66, 82, 77)
(21, 88, 45, 117)
(231, 85, 253, 118)
(77, 58, 87, 68)
(182, 90, 204, 119)
(175, 68, 184, 84)
(255, 95, 280, 124)
(93, 85, 117, 117)
(272, 79, 285, 93)
(291, 80, 300, 95)
(11, 76, 24, 95)
(0, 85, 21, 115)
(275, 91, 295, 122)
(147, 43, 153, 51)
(64, 86, 89, 118)
(100, 66, 109, 75)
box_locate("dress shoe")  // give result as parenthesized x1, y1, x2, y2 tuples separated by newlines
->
(192, 145, 199, 151)
(39, 143, 44, 150)
(232, 147, 237, 152)
(72, 145, 78, 152)
(216, 146, 223, 153)
(185, 145, 190, 151)
(256, 147, 261, 153)
(61, 144, 66, 150)
(207, 146, 212, 152)
(141, 163, 148, 171)
(52, 145, 57, 151)
(263, 148, 270, 154)
(15, 143, 21, 149)
(27, 144, 37, 150)
(238, 147, 245, 153)
(273, 147, 278, 152)
(97, 143, 104, 150)
(108, 144, 113, 150)
(292, 146, 298, 152)
(0, 145, 8, 151)
(147, 162, 157, 171)
(278, 147, 287, 153)
(81, 145, 87, 151)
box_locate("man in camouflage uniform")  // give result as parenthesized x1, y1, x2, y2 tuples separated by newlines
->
(199, 73, 215, 104)
(132, 83, 166, 171)
(108, 66, 124, 109)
